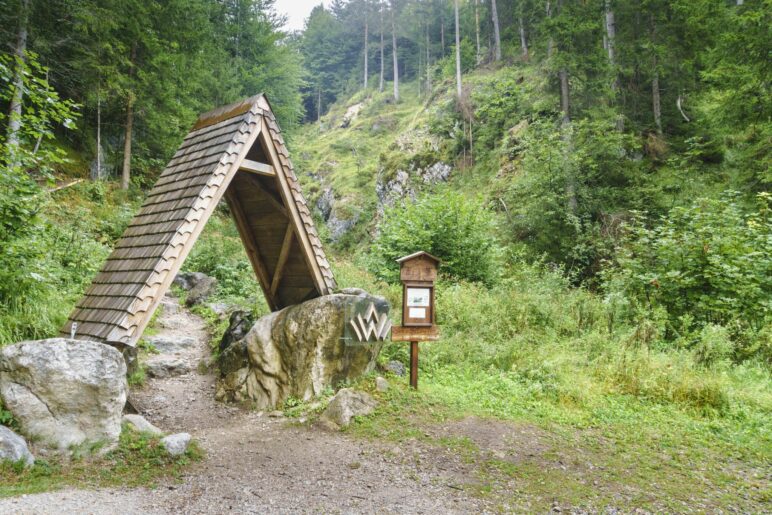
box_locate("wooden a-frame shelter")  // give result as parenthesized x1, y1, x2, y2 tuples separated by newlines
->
(61, 94, 336, 347)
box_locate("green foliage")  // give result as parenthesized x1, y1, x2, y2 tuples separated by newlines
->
(370, 189, 499, 284)
(605, 192, 771, 362)
(0, 427, 200, 496)
(506, 116, 645, 282)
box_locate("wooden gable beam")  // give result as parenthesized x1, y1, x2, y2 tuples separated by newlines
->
(239, 158, 275, 176)
(241, 173, 288, 218)
(257, 124, 327, 296)
(225, 189, 278, 310)
(270, 224, 294, 296)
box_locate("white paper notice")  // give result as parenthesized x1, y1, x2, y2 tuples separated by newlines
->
(406, 288, 431, 307)
(409, 307, 426, 319)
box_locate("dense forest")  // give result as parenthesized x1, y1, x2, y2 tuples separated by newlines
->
(0, 0, 770, 507)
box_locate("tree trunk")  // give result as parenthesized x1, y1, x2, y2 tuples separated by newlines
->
(440, 20, 445, 57)
(317, 86, 322, 124)
(92, 90, 102, 180)
(120, 43, 137, 190)
(454, 0, 462, 97)
(652, 65, 662, 135)
(518, 17, 529, 61)
(650, 16, 662, 135)
(491, 0, 501, 61)
(474, 0, 481, 64)
(559, 69, 570, 123)
(426, 23, 432, 94)
(364, 11, 369, 90)
(121, 98, 133, 190)
(546, 1, 554, 58)
(379, 2, 385, 92)
(391, 3, 399, 102)
(7, 0, 29, 163)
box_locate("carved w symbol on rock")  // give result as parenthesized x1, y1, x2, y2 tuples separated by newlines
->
(349, 303, 391, 342)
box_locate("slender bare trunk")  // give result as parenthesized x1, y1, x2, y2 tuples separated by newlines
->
(364, 11, 369, 90)
(92, 89, 103, 180)
(454, 0, 462, 97)
(519, 17, 529, 61)
(491, 0, 501, 61)
(441, 20, 445, 56)
(7, 0, 29, 163)
(546, 1, 554, 58)
(559, 69, 570, 123)
(121, 99, 133, 190)
(379, 2, 385, 92)
(391, 3, 399, 102)
(474, 0, 481, 64)
(651, 16, 662, 135)
(317, 86, 322, 124)
(426, 24, 432, 94)
(736, 0, 743, 4)
(120, 44, 137, 190)
(652, 65, 662, 135)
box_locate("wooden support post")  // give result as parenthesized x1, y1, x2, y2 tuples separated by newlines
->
(410, 341, 419, 389)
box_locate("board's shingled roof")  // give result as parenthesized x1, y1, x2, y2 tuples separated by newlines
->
(61, 94, 336, 346)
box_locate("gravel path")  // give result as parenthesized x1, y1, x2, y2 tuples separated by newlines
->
(0, 296, 491, 514)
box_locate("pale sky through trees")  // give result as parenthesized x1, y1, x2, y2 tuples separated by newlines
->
(274, 0, 330, 32)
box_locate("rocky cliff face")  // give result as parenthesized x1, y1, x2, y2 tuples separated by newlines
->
(216, 291, 389, 409)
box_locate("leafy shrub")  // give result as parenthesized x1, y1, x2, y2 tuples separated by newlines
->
(506, 117, 644, 283)
(369, 189, 499, 284)
(605, 192, 771, 362)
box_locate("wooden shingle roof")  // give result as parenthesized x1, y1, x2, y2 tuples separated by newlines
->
(61, 94, 336, 346)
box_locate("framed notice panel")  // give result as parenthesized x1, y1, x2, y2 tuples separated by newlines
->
(402, 283, 434, 327)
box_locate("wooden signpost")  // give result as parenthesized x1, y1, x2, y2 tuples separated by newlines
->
(392, 251, 440, 389)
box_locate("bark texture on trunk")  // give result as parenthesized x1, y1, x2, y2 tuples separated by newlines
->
(559, 69, 570, 123)
(120, 44, 137, 190)
(454, 0, 462, 97)
(121, 98, 133, 190)
(491, 0, 502, 61)
(426, 24, 432, 94)
(379, 3, 385, 92)
(652, 67, 662, 135)
(364, 14, 369, 90)
(474, 0, 481, 63)
(7, 0, 30, 160)
(546, 1, 554, 58)
(519, 18, 529, 61)
(391, 4, 399, 102)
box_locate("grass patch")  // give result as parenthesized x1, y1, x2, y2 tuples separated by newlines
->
(0, 427, 201, 497)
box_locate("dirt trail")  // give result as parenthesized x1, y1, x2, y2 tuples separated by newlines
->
(0, 296, 491, 514)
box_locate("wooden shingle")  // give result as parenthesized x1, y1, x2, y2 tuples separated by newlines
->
(61, 94, 336, 346)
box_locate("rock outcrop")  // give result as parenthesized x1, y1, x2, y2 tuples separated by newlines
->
(0, 339, 127, 452)
(320, 389, 377, 429)
(0, 425, 34, 467)
(173, 272, 218, 306)
(217, 292, 388, 409)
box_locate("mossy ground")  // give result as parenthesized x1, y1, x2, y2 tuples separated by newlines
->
(0, 427, 202, 497)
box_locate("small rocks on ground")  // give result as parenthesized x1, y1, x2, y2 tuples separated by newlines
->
(122, 414, 164, 437)
(144, 335, 196, 354)
(146, 357, 191, 379)
(375, 376, 389, 392)
(320, 388, 377, 429)
(0, 425, 34, 467)
(385, 360, 406, 377)
(161, 433, 191, 456)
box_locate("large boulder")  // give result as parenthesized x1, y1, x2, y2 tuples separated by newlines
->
(0, 425, 34, 467)
(216, 292, 388, 409)
(0, 339, 127, 452)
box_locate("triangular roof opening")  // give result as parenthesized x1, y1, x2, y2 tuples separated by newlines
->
(61, 94, 336, 347)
